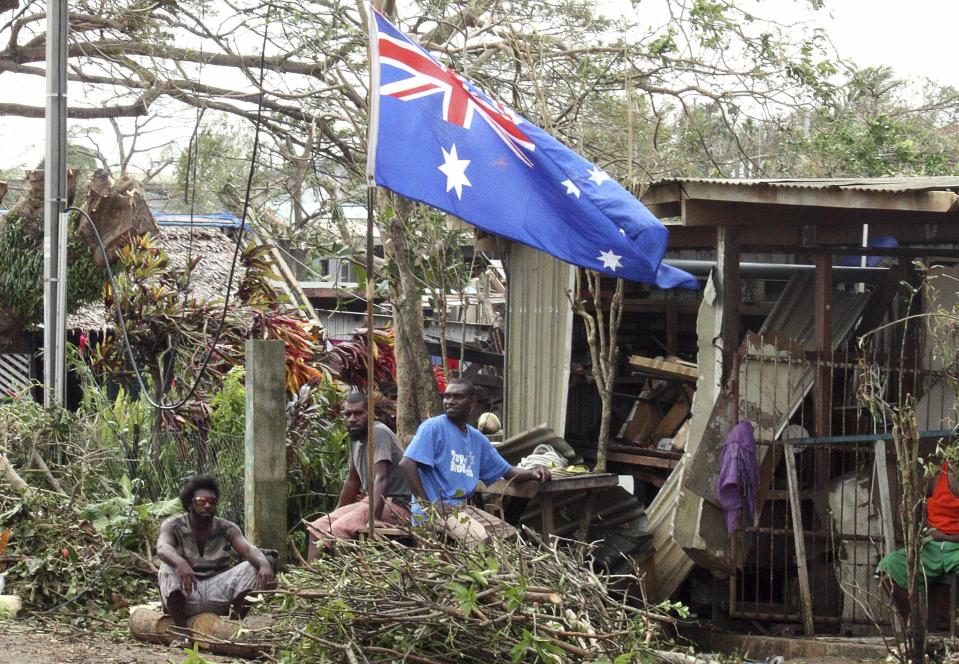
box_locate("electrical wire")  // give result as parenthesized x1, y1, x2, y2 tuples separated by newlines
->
(38, 4, 274, 615)
(62, 8, 273, 412)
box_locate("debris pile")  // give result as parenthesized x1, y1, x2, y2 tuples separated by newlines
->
(266, 529, 683, 662)
(0, 486, 168, 615)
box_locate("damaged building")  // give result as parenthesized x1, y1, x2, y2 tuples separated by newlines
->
(502, 177, 959, 637)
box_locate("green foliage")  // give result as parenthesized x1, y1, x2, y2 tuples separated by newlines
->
(79, 475, 180, 546)
(0, 213, 105, 329)
(206, 367, 247, 525)
(176, 642, 216, 664)
(0, 483, 165, 616)
(173, 123, 259, 213)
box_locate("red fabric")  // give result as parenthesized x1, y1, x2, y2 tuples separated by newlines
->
(928, 463, 959, 534)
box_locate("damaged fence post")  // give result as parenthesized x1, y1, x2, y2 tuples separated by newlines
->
(244, 339, 287, 565)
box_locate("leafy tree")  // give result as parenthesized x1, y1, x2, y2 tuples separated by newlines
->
(0, 0, 839, 435)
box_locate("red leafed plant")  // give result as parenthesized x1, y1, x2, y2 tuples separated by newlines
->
(256, 312, 327, 393)
(321, 327, 396, 389)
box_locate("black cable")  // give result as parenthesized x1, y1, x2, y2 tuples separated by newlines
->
(62, 7, 273, 412)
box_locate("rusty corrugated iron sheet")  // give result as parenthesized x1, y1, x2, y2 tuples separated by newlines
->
(644, 176, 959, 194)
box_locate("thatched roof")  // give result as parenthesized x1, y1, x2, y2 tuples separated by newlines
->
(67, 227, 248, 331)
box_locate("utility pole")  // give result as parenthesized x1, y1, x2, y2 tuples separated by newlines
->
(43, 0, 68, 407)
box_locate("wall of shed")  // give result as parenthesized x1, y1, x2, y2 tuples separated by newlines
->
(505, 243, 575, 438)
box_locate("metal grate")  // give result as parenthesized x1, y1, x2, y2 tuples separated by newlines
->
(0, 352, 31, 395)
(728, 332, 957, 632)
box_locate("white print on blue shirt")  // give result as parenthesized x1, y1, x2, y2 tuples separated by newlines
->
(449, 450, 475, 477)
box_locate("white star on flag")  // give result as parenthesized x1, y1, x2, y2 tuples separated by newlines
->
(439, 144, 471, 199)
(597, 249, 623, 271)
(587, 166, 611, 186)
(561, 179, 580, 198)
(619, 229, 626, 235)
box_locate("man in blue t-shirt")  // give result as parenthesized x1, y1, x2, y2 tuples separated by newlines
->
(399, 378, 549, 541)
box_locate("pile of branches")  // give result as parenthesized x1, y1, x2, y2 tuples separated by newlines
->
(0, 480, 169, 617)
(266, 529, 682, 663)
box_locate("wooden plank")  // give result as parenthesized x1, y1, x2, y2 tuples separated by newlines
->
(873, 439, 896, 555)
(628, 355, 699, 382)
(623, 401, 662, 444)
(581, 449, 679, 470)
(718, 226, 740, 385)
(783, 441, 815, 636)
(651, 388, 693, 441)
(480, 473, 619, 499)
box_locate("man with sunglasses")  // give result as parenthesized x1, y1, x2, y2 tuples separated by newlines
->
(156, 475, 276, 647)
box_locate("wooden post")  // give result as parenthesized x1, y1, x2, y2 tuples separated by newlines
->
(717, 226, 740, 386)
(666, 300, 678, 355)
(245, 339, 287, 564)
(874, 439, 896, 555)
(784, 441, 815, 636)
(813, 254, 832, 486)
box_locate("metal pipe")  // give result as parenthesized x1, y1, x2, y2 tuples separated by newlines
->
(663, 259, 888, 283)
(43, 0, 68, 408)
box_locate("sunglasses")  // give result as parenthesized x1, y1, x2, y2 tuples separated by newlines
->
(193, 496, 218, 507)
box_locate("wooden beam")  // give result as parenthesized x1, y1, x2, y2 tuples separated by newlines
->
(718, 226, 740, 385)
(783, 441, 816, 636)
(676, 180, 959, 213)
(813, 254, 832, 492)
(628, 355, 698, 382)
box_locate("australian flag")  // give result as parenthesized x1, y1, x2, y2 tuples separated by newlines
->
(366, 10, 697, 289)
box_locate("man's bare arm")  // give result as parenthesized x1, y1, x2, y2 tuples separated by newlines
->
(503, 466, 551, 483)
(336, 467, 362, 509)
(156, 520, 196, 593)
(928, 528, 959, 543)
(399, 457, 429, 503)
(372, 459, 391, 519)
(230, 528, 276, 589)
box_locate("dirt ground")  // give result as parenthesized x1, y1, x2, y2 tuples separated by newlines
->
(0, 621, 240, 664)
(0, 618, 888, 663)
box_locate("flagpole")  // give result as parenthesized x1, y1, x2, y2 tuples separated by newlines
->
(365, 186, 377, 538)
(365, 2, 382, 538)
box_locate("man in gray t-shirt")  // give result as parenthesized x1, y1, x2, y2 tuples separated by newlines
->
(306, 393, 411, 559)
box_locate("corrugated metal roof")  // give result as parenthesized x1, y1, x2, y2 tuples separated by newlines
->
(648, 176, 959, 194)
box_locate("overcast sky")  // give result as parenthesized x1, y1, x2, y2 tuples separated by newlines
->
(809, 0, 959, 87)
(2, 0, 958, 172)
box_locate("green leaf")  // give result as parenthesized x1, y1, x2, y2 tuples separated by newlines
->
(447, 581, 478, 617)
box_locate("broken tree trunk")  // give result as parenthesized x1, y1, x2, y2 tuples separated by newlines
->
(384, 196, 442, 441)
(78, 169, 157, 264)
(4, 169, 79, 234)
(0, 453, 28, 493)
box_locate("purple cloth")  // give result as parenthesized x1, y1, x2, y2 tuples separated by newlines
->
(717, 420, 758, 534)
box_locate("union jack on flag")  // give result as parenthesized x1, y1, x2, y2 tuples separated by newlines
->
(366, 10, 697, 289)
(375, 23, 534, 166)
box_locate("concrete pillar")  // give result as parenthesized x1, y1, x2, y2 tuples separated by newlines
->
(244, 339, 287, 564)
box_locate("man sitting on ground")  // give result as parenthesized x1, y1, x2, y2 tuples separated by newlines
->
(156, 475, 276, 648)
(399, 378, 550, 546)
(306, 393, 411, 559)
(878, 461, 959, 628)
